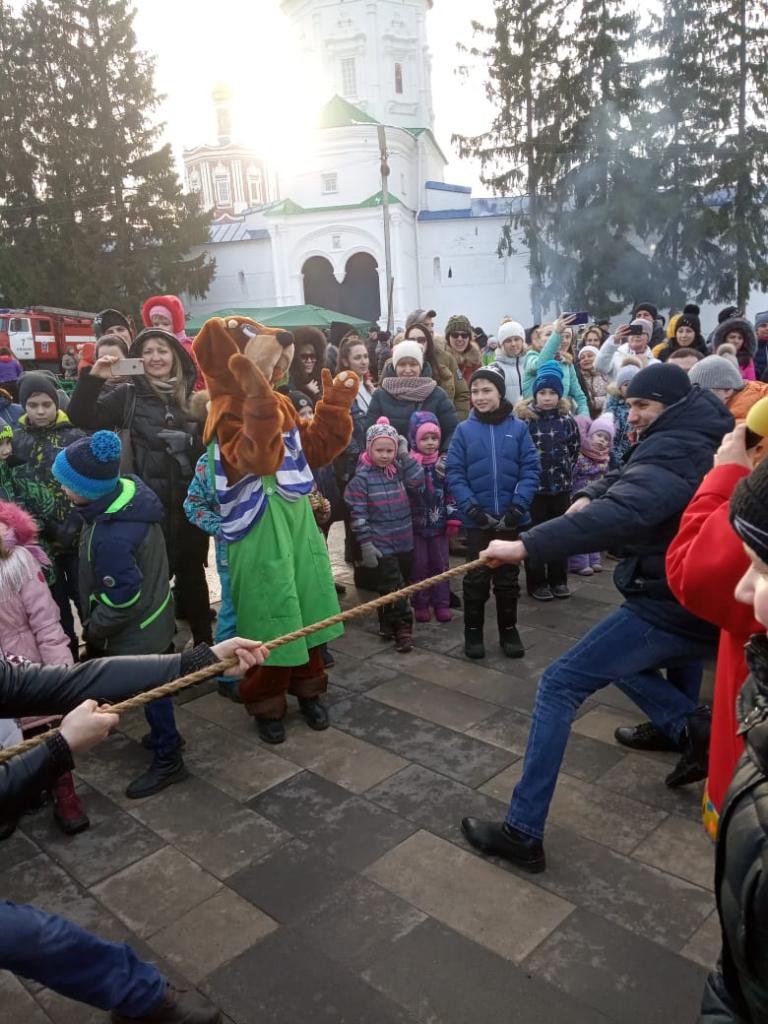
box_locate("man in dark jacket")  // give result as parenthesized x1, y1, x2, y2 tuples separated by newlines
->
(0, 638, 264, 1024)
(461, 365, 734, 872)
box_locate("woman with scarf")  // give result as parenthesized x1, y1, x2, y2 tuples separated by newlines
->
(365, 341, 458, 449)
(402, 322, 470, 421)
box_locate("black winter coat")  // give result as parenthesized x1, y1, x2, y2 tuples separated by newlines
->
(700, 635, 768, 1022)
(522, 385, 734, 639)
(0, 647, 218, 819)
(67, 341, 203, 527)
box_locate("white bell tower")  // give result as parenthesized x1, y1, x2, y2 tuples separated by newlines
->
(281, 0, 434, 130)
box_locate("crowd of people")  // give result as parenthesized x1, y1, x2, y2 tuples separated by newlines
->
(2, 294, 768, 1021)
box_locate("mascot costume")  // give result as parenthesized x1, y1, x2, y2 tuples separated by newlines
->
(193, 316, 358, 743)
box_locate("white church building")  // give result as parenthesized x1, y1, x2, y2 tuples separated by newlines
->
(181, 0, 530, 333)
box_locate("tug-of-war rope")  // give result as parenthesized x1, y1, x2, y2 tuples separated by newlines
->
(0, 558, 487, 766)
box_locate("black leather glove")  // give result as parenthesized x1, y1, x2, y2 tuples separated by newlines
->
(468, 505, 491, 526)
(502, 506, 525, 531)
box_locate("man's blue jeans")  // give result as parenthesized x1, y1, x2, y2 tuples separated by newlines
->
(505, 605, 715, 840)
(0, 901, 166, 1015)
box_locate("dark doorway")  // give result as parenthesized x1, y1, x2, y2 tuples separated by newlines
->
(301, 252, 381, 321)
(341, 253, 381, 321)
(302, 256, 339, 310)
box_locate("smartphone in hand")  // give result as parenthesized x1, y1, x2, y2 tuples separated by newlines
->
(562, 311, 591, 326)
(111, 358, 145, 376)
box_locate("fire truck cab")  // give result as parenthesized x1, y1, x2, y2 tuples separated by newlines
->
(0, 307, 96, 367)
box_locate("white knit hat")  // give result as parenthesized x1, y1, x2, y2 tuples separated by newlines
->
(497, 321, 526, 344)
(391, 340, 424, 368)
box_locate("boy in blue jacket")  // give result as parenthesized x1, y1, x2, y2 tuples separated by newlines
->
(446, 365, 540, 659)
(52, 432, 184, 802)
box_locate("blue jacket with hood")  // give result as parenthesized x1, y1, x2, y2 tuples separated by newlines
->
(77, 475, 174, 655)
(446, 407, 540, 526)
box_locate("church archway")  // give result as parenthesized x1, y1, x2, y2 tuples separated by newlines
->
(302, 255, 339, 310)
(340, 252, 381, 321)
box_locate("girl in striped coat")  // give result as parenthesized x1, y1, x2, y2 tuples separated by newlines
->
(345, 417, 424, 652)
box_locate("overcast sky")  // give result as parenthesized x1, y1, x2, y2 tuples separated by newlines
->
(132, 0, 496, 192)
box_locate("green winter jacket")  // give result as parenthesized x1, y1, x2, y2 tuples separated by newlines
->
(78, 477, 175, 656)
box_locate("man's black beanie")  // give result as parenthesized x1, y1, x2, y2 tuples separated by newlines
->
(625, 363, 691, 406)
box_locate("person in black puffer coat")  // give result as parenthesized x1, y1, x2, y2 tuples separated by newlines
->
(66, 328, 212, 645)
(461, 365, 734, 874)
(698, 462, 768, 1022)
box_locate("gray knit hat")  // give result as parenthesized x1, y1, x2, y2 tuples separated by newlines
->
(688, 355, 746, 393)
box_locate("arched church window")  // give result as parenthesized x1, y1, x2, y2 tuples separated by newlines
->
(394, 62, 403, 95)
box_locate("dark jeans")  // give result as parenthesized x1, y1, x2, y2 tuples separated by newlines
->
(463, 528, 520, 604)
(376, 552, 413, 629)
(524, 492, 571, 590)
(0, 901, 165, 1016)
(49, 550, 81, 649)
(170, 514, 212, 646)
(505, 605, 715, 839)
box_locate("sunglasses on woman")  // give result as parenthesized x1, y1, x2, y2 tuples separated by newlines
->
(451, 332, 471, 340)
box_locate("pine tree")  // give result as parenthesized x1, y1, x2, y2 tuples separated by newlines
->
(644, 0, 722, 309)
(0, 0, 213, 313)
(542, 0, 658, 315)
(453, 2, 568, 322)
(702, 0, 768, 308)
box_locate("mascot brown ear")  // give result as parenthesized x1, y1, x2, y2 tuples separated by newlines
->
(276, 331, 294, 349)
(193, 317, 242, 398)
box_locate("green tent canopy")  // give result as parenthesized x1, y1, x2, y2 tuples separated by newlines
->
(186, 304, 372, 335)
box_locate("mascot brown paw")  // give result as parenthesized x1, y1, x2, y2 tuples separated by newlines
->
(320, 367, 360, 409)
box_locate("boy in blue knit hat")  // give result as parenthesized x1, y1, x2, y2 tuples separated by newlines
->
(53, 431, 186, 801)
(515, 361, 580, 600)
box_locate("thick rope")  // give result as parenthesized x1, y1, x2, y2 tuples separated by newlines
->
(0, 558, 485, 766)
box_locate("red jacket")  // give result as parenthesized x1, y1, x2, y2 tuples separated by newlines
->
(666, 463, 761, 835)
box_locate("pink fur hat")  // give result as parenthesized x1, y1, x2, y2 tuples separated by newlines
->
(0, 500, 39, 549)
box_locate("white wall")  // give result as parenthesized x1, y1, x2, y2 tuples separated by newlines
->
(184, 237, 277, 317)
(418, 216, 534, 334)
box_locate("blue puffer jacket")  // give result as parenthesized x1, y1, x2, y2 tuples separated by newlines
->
(446, 407, 541, 525)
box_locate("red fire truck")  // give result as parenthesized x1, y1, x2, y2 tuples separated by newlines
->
(0, 306, 96, 368)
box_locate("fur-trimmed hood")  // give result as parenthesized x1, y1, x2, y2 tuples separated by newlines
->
(514, 397, 573, 421)
(712, 317, 757, 357)
(289, 326, 327, 388)
(129, 329, 199, 393)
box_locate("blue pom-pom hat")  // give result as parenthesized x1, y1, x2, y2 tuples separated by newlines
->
(52, 430, 122, 499)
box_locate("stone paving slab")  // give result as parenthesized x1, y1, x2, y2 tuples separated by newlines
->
(3, 532, 721, 1022)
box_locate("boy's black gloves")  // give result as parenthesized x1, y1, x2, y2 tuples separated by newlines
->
(502, 506, 525, 531)
(467, 506, 501, 530)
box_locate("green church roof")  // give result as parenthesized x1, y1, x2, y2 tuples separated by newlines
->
(267, 190, 404, 216)
(317, 95, 379, 129)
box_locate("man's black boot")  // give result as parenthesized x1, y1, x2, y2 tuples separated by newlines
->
(126, 747, 188, 800)
(461, 817, 545, 873)
(615, 721, 681, 752)
(666, 706, 712, 788)
(464, 599, 486, 659)
(496, 594, 524, 658)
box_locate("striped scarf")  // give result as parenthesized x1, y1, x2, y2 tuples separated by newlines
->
(212, 427, 315, 541)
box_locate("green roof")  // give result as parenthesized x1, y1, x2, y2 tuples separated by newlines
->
(267, 190, 404, 216)
(318, 95, 379, 129)
(186, 304, 371, 335)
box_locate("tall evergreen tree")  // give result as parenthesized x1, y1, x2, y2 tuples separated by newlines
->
(0, 0, 213, 313)
(645, 0, 722, 309)
(542, 0, 657, 315)
(453, 2, 567, 322)
(703, 0, 768, 308)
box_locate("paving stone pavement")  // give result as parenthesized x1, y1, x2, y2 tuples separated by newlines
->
(1, 530, 719, 1023)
